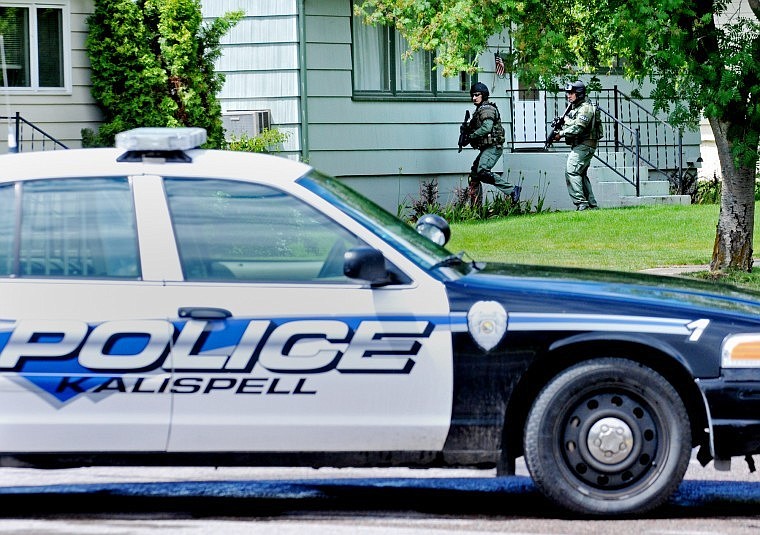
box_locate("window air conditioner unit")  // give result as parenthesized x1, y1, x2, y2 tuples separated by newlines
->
(222, 110, 272, 139)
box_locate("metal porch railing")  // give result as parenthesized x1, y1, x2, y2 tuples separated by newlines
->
(506, 86, 685, 197)
(1, 112, 68, 152)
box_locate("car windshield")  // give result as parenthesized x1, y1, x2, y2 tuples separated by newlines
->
(298, 171, 470, 274)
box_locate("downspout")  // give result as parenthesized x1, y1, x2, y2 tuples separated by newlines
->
(297, 0, 310, 162)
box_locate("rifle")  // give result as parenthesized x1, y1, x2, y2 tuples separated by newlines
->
(457, 109, 471, 153)
(544, 102, 572, 150)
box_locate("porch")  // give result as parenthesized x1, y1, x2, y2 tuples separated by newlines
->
(500, 86, 699, 211)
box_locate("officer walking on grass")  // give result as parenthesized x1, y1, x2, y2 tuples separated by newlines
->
(465, 82, 520, 205)
(554, 80, 601, 210)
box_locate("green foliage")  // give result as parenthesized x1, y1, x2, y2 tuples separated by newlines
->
(448, 202, 760, 290)
(690, 267, 760, 291)
(399, 175, 548, 223)
(692, 175, 760, 204)
(225, 129, 290, 153)
(82, 0, 242, 148)
(0, 9, 14, 36)
(356, 0, 760, 270)
(405, 178, 443, 220)
(694, 174, 722, 204)
(448, 203, 724, 270)
(355, 0, 760, 173)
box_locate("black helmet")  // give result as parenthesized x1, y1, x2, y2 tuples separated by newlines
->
(469, 82, 489, 99)
(564, 80, 586, 97)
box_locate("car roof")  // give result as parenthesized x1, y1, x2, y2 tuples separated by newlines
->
(0, 148, 314, 185)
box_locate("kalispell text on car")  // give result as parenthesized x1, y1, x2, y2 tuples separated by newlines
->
(0, 127, 759, 516)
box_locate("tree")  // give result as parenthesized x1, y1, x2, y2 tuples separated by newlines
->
(84, 0, 242, 148)
(356, 0, 760, 272)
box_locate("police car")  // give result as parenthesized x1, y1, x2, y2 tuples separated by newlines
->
(0, 127, 759, 516)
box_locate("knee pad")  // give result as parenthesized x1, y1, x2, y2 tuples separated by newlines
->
(476, 169, 496, 185)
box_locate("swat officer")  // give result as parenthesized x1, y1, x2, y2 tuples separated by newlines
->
(465, 82, 520, 205)
(555, 80, 600, 210)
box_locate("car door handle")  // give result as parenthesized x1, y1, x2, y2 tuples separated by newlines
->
(178, 307, 232, 320)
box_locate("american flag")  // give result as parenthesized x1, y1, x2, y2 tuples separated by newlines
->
(494, 53, 505, 77)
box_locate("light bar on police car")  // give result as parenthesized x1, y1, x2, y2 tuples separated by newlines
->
(115, 127, 207, 151)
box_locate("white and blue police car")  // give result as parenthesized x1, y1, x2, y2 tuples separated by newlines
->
(0, 127, 759, 516)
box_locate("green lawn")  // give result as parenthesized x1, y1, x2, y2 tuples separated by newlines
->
(447, 202, 760, 289)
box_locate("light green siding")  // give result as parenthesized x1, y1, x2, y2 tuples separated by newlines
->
(2, 0, 101, 151)
(0, 0, 705, 214)
(204, 1, 302, 158)
(303, 0, 472, 193)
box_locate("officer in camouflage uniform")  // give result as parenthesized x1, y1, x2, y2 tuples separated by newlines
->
(555, 80, 600, 210)
(465, 82, 520, 205)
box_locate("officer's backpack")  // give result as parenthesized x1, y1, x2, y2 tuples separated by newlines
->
(590, 104, 604, 141)
(492, 118, 506, 145)
(489, 103, 506, 145)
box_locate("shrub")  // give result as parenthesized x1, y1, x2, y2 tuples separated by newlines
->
(693, 173, 721, 204)
(399, 175, 544, 223)
(82, 0, 242, 148)
(226, 129, 290, 153)
(691, 173, 760, 204)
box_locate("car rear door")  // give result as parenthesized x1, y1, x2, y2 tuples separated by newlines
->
(0, 177, 173, 453)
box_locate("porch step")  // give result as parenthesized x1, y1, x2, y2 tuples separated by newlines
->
(588, 163, 690, 208)
(589, 164, 653, 183)
(618, 195, 691, 207)
(505, 151, 690, 211)
(595, 179, 671, 197)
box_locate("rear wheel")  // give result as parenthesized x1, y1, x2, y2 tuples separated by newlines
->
(523, 358, 691, 516)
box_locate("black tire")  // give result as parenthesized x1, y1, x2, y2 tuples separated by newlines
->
(523, 358, 691, 516)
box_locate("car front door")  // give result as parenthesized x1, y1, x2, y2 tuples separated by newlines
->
(158, 177, 454, 453)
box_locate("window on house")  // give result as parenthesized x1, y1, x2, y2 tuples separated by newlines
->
(0, 2, 66, 89)
(352, 11, 470, 97)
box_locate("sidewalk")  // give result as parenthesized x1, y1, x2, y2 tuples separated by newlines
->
(639, 264, 710, 276)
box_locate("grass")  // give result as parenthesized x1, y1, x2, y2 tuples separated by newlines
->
(448, 202, 760, 290)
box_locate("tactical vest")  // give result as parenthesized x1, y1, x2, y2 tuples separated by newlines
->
(564, 100, 603, 146)
(469, 102, 505, 148)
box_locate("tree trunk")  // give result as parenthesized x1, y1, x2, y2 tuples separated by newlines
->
(709, 117, 756, 272)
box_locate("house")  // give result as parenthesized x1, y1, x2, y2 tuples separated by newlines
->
(0, 0, 702, 212)
(0, 0, 98, 149)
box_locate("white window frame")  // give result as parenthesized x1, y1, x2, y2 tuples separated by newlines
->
(0, 0, 71, 93)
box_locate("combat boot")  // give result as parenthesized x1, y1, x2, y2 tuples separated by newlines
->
(510, 186, 522, 204)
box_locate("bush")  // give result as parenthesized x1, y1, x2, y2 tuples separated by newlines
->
(399, 175, 545, 223)
(693, 173, 721, 204)
(225, 129, 290, 153)
(82, 0, 242, 148)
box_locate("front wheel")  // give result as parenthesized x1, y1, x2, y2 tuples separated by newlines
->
(523, 358, 691, 516)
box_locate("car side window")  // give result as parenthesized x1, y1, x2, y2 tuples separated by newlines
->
(164, 178, 366, 283)
(0, 185, 14, 276)
(17, 178, 140, 278)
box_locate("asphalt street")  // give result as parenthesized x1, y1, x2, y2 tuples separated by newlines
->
(0, 455, 757, 533)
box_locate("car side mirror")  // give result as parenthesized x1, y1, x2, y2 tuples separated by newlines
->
(344, 247, 391, 286)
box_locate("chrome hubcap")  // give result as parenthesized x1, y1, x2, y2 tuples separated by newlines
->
(561, 392, 659, 489)
(586, 417, 634, 465)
